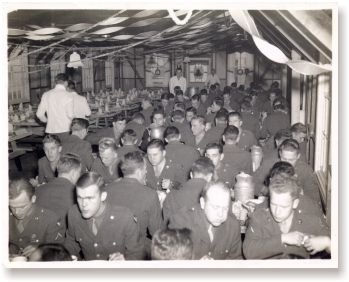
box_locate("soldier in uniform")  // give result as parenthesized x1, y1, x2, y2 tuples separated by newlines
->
(170, 110, 195, 146)
(36, 134, 62, 185)
(86, 112, 126, 146)
(146, 139, 186, 193)
(243, 177, 330, 259)
(64, 172, 144, 260)
(185, 107, 197, 124)
(190, 116, 216, 155)
(116, 129, 143, 160)
(190, 94, 207, 116)
(163, 157, 214, 224)
(240, 100, 261, 139)
(61, 118, 94, 172)
(228, 111, 257, 152)
(205, 143, 236, 189)
(168, 182, 242, 260)
(205, 109, 228, 144)
(106, 151, 163, 256)
(164, 126, 200, 178)
(9, 177, 64, 258)
(35, 154, 82, 229)
(91, 138, 120, 185)
(291, 122, 308, 162)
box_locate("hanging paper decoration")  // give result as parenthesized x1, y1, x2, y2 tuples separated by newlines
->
(229, 10, 332, 76)
(67, 52, 83, 68)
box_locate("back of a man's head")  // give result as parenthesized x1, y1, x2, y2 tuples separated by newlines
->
(120, 151, 145, 177)
(151, 228, 193, 260)
(191, 157, 215, 178)
(57, 154, 82, 175)
(9, 176, 34, 200)
(121, 129, 138, 145)
(223, 125, 239, 143)
(55, 73, 68, 85)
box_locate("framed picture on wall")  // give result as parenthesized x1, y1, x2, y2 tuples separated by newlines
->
(188, 59, 209, 83)
(145, 53, 170, 88)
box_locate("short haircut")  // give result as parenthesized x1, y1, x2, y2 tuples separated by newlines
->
(228, 111, 242, 121)
(172, 109, 185, 120)
(71, 118, 89, 131)
(43, 134, 61, 146)
(164, 126, 180, 140)
(205, 143, 223, 154)
(191, 94, 200, 101)
(131, 112, 145, 123)
(32, 244, 72, 261)
(55, 73, 68, 83)
(291, 123, 307, 134)
(169, 93, 175, 100)
(212, 97, 223, 108)
(231, 82, 237, 88)
(120, 151, 145, 176)
(274, 129, 292, 142)
(122, 128, 138, 143)
(175, 89, 183, 96)
(201, 181, 230, 201)
(9, 176, 35, 200)
(223, 125, 239, 141)
(209, 84, 216, 91)
(57, 154, 81, 174)
(215, 109, 228, 123)
(200, 88, 208, 95)
(147, 138, 165, 151)
(191, 115, 206, 125)
(269, 176, 300, 200)
(152, 107, 165, 120)
(151, 228, 193, 260)
(279, 138, 300, 154)
(185, 107, 197, 116)
(113, 112, 126, 122)
(191, 157, 215, 177)
(264, 161, 295, 187)
(76, 172, 105, 192)
(98, 137, 118, 153)
(67, 80, 76, 90)
(161, 93, 171, 100)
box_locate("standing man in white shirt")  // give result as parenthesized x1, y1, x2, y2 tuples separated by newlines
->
(169, 67, 187, 95)
(36, 73, 74, 142)
(206, 68, 220, 88)
(67, 80, 91, 119)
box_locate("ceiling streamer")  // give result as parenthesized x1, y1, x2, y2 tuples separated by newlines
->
(229, 10, 332, 76)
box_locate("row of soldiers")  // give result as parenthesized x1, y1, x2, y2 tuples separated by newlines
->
(9, 82, 330, 260)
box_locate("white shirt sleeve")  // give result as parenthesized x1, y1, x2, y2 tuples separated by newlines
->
(36, 94, 47, 122)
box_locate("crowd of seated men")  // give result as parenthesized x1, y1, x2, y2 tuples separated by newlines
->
(9, 81, 331, 261)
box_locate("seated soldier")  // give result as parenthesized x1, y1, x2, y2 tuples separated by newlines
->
(36, 134, 62, 185)
(106, 151, 163, 257)
(228, 111, 257, 152)
(170, 110, 195, 145)
(146, 139, 186, 195)
(91, 137, 120, 184)
(64, 172, 144, 260)
(164, 126, 200, 178)
(185, 107, 197, 124)
(140, 97, 154, 127)
(9, 177, 64, 258)
(61, 118, 94, 171)
(35, 154, 82, 229)
(86, 112, 126, 146)
(291, 122, 308, 162)
(240, 100, 260, 139)
(199, 89, 211, 113)
(124, 112, 146, 145)
(222, 125, 252, 175)
(190, 94, 206, 116)
(205, 109, 229, 144)
(190, 116, 215, 155)
(151, 228, 193, 260)
(243, 177, 330, 259)
(116, 129, 143, 160)
(162, 157, 214, 224)
(206, 97, 224, 126)
(205, 143, 236, 189)
(223, 91, 239, 113)
(168, 182, 242, 260)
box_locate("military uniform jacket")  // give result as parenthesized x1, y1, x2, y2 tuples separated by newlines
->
(61, 134, 94, 171)
(106, 178, 163, 239)
(64, 203, 144, 260)
(205, 125, 226, 144)
(116, 145, 143, 160)
(168, 205, 242, 260)
(162, 178, 207, 224)
(38, 156, 57, 184)
(223, 145, 252, 175)
(35, 177, 76, 226)
(146, 158, 186, 191)
(214, 162, 237, 189)
(91, 158, 120, 185)
(243, 206, 329, 259)
(9, 205, 64, 254)
(125, 121, 146, 146)
(237, 129, 258, 152)
(241, 112, 260, 138)
(189, 132, 216, 156)
(165, 141, 200, 177)
(260, 111, 290, 138)
(140, 106, 154, 127)
(170, 121, 195, 146)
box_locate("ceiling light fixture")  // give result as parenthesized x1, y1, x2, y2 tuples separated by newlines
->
(67, 51, 83, 68)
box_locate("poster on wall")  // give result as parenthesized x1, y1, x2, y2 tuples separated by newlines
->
(145, 53, 170, 88)
(188, 59, 209, 83)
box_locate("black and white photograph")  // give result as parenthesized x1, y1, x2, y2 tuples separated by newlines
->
(2, 0, 341, 272)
